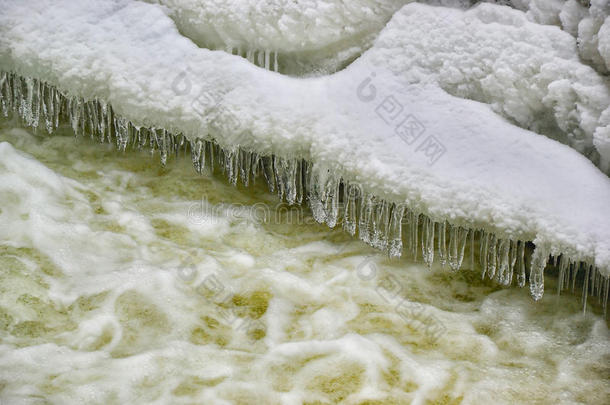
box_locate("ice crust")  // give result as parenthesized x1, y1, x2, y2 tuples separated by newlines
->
(0, 0, 609, 302)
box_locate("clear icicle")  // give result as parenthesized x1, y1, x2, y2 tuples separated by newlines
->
(470, 230, 475, 270)
(359, 193, 374, 244)
(324, 176, 340, 228)
(438, 222, 447, 267)
(557, 256, 568, 295)
(262, 156, 276, 193)
(191, 139, 204, 174)
(516, 241, 526, 288)
(449, 226, 468, 272)
(505, 240, 517, 286)
(264, 50, 271, 70)
(422, 216, 435, 268)
(480, 231, 489, 279)
(388, 204, 404, 259)
(342, 181, 358, 236)
(529, 244, 549, 301)
(496, 239, 510, 285)
(410, 212, 419, 262)
(582, 265, 591, 313)
(486, 234, 497, 280)
(373, 200, 390, 250)
(448, 225, 457, 270)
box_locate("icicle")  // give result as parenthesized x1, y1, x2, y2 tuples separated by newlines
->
(447, 225, 457, 270)
(227, 149, 238, 186)
(264, 50, 271, 70)
(480, 231, 489, 279)
(42, 83, 53, 133)
(371, 200, 389, 250)
(602, 277, 610, 317)
(324, 176, 340, 228)
(30, 79, 41, 129)
(486, 234, 497, 280)
(308, 164, 327, 224)
(358, 193, 374, 244)
(158, 129, 169, 166)
(262, 156, 276, 193)
(251, 153, 260, 180)
(240, 150, 251, 187)
(191, 139, 204, 174)
(582, 265, 591, 313)
(422, 216, 435, 268)
(388, 204, 404, 258)
(342, 181, 358, 236)
(470, 230, 475, 270)
(410, 212, 419, 262)
(21, 77, 34, 127)
(529, 244, 549, 301)
(448, 226, 468, 272)
(69, 97, 82, 137)
(274, 157, 298, 205)
(516, 241, 526, 287)
(557, 256, 568, 295)
(496, 239, 510, 285)
(438, 222, 447, 267)
(274, 51, 279, 72)
(572, 263, 582, 293)
(0, 72, 9, 116)
(295, 160, 304, 205)
(273, 156, 285, 201)
(257, 50, 264, 67)
(114, 116, 129, 151)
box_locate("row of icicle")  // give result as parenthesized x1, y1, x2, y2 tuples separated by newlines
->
(0, 71, 608, 315)
(225, 47, 280, 72)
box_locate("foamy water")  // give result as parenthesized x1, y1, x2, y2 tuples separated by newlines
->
(0, 121, 608, 404)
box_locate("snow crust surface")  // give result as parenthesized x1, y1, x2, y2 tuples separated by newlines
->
(0, 0, 609, 274)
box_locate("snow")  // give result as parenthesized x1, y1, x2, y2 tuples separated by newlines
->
(481, 0, 610, 75)
(143, 0, 412, 75)
(369, 2, 610, 174)
(0, 0, 609, 284)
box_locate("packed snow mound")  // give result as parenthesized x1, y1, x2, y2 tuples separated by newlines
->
(143, 0, 413, 75)
(1, 0, 610, 286)
(368, 2, 610, 173)
(481, 0, 610, 74)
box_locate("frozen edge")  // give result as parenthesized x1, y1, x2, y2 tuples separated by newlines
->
(1, 71, 608, 313)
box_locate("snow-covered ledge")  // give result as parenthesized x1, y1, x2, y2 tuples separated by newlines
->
(1, 0, 608, 309)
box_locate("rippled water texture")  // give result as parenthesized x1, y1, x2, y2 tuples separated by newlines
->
(0, 121, 608, 404)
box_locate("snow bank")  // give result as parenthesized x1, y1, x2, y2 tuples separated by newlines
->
(138, 1, 610, 171)
(369, 2, 610, 173)
(0, 0, 609, 301)
(482, 0, 610, 74)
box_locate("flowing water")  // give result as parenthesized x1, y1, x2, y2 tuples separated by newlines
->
(0, 120, 608, 404)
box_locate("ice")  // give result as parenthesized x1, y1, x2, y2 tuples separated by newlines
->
(1, 1, 609, 307)
(529, 243, 549, 301)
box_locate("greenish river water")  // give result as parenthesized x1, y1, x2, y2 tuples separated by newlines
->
(0, 121, 608, 404)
